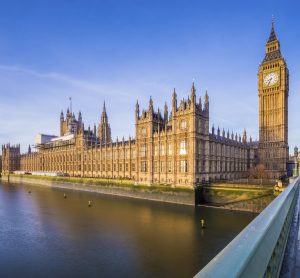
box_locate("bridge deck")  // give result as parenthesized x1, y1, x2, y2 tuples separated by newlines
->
(280, 185, 300, 277)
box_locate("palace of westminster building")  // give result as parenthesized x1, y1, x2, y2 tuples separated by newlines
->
(1, 20, 290, 186)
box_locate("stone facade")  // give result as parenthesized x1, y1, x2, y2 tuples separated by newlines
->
(258, 19, 289, 178)
(13, 20, 300, 185)
(1, 83, 257, 187)
(1, 144, 20, 173)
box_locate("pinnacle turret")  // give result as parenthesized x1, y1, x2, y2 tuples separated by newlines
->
(204, 90, 209, 112)
(172, 88, 177, 111)
(98, 101, 112, 145)
(164, 102, 168, 123)
(103, 101, 106, 112)
(243, 129, 247, 143)
(191, 82, 196, 103)
(135, 99, 140, 120)
(149, 96, 153, 111)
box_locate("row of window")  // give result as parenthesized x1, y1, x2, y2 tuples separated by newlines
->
(84, 150, 134, 160)
(140, 141, 188, 157)
(263, 62, 280, 70)
(267, 45, 278, 53)
(208, 145, 247, 157)
(32, 150, 136, 164)
(140, 119, 208, 135)
(262, 86, 279, 93)
(140, 160, 188, 173)
(23, 163, 137, 173)
(198, 161, 247, 173)
(22, 159, 247, 174)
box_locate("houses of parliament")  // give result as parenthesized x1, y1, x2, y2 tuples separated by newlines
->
(1, 20, 289, 186)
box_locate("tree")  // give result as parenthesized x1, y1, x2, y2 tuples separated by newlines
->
(248, 164, 269, 179)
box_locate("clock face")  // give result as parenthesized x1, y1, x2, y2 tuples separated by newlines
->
(263, 72, 279, 87)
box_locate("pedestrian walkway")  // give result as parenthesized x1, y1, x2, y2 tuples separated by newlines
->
(280, 187, 300, 277)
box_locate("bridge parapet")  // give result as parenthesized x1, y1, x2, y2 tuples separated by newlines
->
(195, 177, 300, 278)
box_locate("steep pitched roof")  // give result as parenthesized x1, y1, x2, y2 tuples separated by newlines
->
(267, 18, 278, 43)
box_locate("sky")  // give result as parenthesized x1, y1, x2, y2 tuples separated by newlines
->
(0, 0, 300, 154)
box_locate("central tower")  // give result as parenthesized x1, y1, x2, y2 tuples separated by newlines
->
(258, 18, 289, 178)
(98, 102, 112, 145)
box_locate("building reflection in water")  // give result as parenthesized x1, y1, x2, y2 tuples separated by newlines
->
(0, 183, 256, 277)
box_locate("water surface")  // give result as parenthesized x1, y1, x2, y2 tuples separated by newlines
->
(0, 182, 256, 277)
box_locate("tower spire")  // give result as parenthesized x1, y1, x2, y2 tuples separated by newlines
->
(98, 101, 112, 145)
(69, 97, 72, 115)
(135, 99, 140, 120)
(263, 17, 282, 63)
(103, 101, 106, 113)
(267, 15, 278, 43)
(191, 82, 196, 104)
(204, 90, 209, 112)
(149, 96, 153, 110)
(164, 101, 168, 125)
(172, 88, 177, 111)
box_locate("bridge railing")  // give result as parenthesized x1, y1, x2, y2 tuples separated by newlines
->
(194, 177, 300, 278)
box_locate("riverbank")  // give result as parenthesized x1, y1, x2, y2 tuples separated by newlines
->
(1, 174, 195, 206)
(196, 183, 276, 213)
(1, 174, 278, 211)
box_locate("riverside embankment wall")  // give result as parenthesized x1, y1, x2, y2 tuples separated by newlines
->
(197, 183, 276, 213)
(1, 175, 277, 212)
(1, 175, 195, 206)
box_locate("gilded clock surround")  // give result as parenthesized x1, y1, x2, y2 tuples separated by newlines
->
(263, 72, 279, 87)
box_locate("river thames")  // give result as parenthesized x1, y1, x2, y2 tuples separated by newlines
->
(0, 182, 256, 277)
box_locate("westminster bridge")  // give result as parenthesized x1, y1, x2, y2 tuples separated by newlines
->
(195, 177, 300, 277)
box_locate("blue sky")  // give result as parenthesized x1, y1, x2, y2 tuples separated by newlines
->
(0, 0, 300, 154)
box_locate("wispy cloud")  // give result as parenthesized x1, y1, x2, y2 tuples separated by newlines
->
(0, 64, 142, 152)
(0, 64, 109, 94)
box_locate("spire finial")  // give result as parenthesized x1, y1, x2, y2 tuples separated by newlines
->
(191, 81, 196, 103)
(149, 96, 153, 107)
(69, 96, 72, 115)
(204, 90, 209, 109)
(163, 102, 168, 124)
(135, 99, 140, 118)
(205, 90, 208, 100)
(272, 15, 274, 28)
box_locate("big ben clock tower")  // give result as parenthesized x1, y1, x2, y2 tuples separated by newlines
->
(258, 18, 289, 178)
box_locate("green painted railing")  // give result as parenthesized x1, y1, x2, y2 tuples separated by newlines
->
(195, 177, 300, 278)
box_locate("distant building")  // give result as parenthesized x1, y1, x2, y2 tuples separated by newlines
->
(1, 144, 20, 173)
(34, 134, 57, 145)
